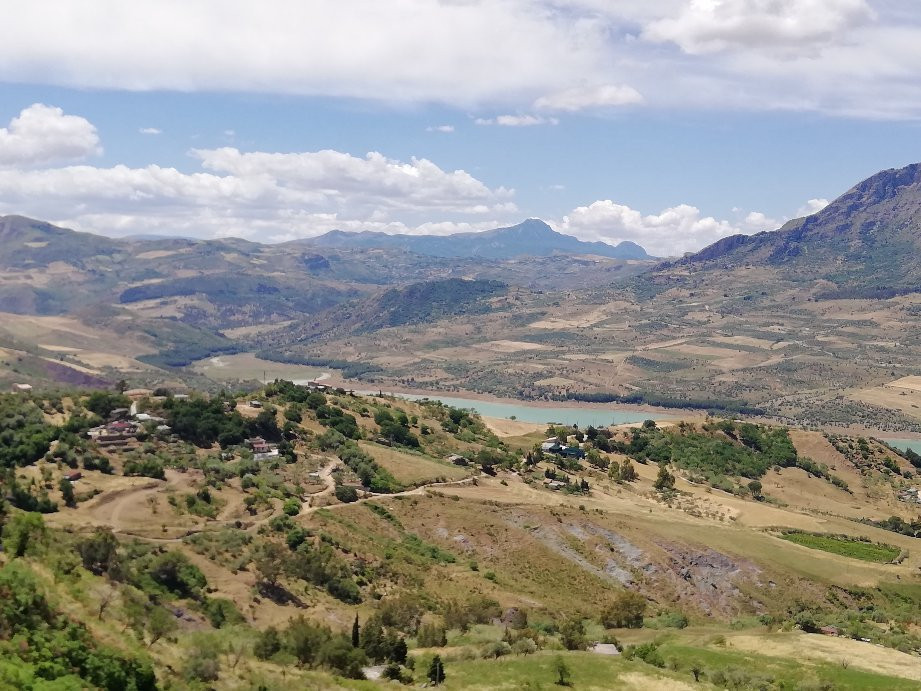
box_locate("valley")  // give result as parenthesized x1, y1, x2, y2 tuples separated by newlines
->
(4, 163, 921, 689)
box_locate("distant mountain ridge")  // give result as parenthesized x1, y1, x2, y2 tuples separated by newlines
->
(301, 218, 652, 260)
(675, 162, 921, 292)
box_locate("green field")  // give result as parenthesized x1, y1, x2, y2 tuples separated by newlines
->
(375, 646, 921, 691)
(780, 531, 901, 563)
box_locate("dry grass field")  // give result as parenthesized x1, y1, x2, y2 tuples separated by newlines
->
(357, 442, 472, 485)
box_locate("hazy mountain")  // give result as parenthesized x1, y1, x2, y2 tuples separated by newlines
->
(674, 162, 921, 295)
(303, 218, 652, 260)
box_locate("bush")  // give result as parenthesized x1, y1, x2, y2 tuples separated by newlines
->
(203, 597, 244, 628)
(624, 642, 665, 668)
(481, 641, 512, 658)
(601, 590, 647, 628)
(559, 618, 588, 651)
(147, 551, 207, 598)
(335, 485, 359, 503)
(417, 623, 448, 647)
(282, 498, 301, 516)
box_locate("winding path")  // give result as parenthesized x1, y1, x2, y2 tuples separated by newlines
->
(89, 460, 478, 543)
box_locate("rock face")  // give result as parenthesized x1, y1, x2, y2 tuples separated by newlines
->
(671, 162, 921, 292)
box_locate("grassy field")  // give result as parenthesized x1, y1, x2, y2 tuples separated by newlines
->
(415, 651, 697, 690)
(386, 645, 921, 690)
(659, 637, 921, 690)
(779, 531, 901, 563)
(358, 441, 471, 485)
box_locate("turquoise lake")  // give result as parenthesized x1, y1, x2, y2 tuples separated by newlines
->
(882, 439, 921, 454)
(381, 392, 669, 428)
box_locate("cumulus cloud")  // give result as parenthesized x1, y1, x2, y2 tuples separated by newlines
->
(534, 84, 643, 111)
(559, 201, 741, 256)
(0, 103, 100, 166)
(426, 124, 455, 133)
(644, 0, 875, 55)
(138, 127, 161, 135)
(0, 108, 516, 241)
(475, 114, 559, 127)
(557, 194, 834, 255)
(796, 197, 829, 216)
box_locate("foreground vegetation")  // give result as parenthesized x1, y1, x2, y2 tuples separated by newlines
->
(1, 382, 921, 688)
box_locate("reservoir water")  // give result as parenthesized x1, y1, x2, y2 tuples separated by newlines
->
(882, 439, 921, 455)
(382, 392, 668, 428)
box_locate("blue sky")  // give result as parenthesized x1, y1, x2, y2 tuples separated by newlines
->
(0, 1, 919, 255)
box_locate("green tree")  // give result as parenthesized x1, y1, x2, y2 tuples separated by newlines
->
(147, 606, 177, 647)
(559, 618, 588, 651)
(148, 551, 206, 597)
(691, 663, 703, 682)
(254, 626, 282, 660)
(512, 637, 537, 655)
(77, 527, 121, 576)
(2, 511, 47, 558)
(335, 485, 359, 503)
(417, 622, 447, 647)
(553, 655, 571, 685)
(59, 478, 76, 508)
(601, 590, 647, 628)
(427, 655, 446, 685)
(748, 479, 763, 499)
(620, 459, 638, 482)
(352, 613, 361, 648)
(391, 637, 408, 664)
(184, 638, 221, 682)
(360, 614, 386, 662)
(120, 586, 149, 635)
(252, 541, 287, 587)
(654, 463, 675, 491)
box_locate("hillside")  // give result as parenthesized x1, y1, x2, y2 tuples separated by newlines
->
(247, 162, 921, 432)
(2, 384, 921, 688)
(305, 218, 652, 260)
(673, 162, 921, 295)
(0, 215, 654, 391)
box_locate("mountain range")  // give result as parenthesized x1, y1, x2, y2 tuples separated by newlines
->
(674, 162, 921, 295)
(303, 218, 651, 260)
(6, 162, 921, 432)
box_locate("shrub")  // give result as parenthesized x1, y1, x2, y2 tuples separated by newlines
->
(601, 590, 647, 628)
(335, 485, 359, 503)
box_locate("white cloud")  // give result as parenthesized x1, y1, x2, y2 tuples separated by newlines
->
(1, 1, 920, 118)
(0, 107, 516, 242)
(534, 84, 643, 111)
(557, 194, 832, 255)
(138, 127, 161, 135)
(0, 0, 608, 107)
(559, 201, 739, 256)
(796, 197, 829, 216)
(426, 124, 455, 133)
(0, 103, 100, 166)
(643, 0, 875, 55)
(475, 114, 559, 127)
